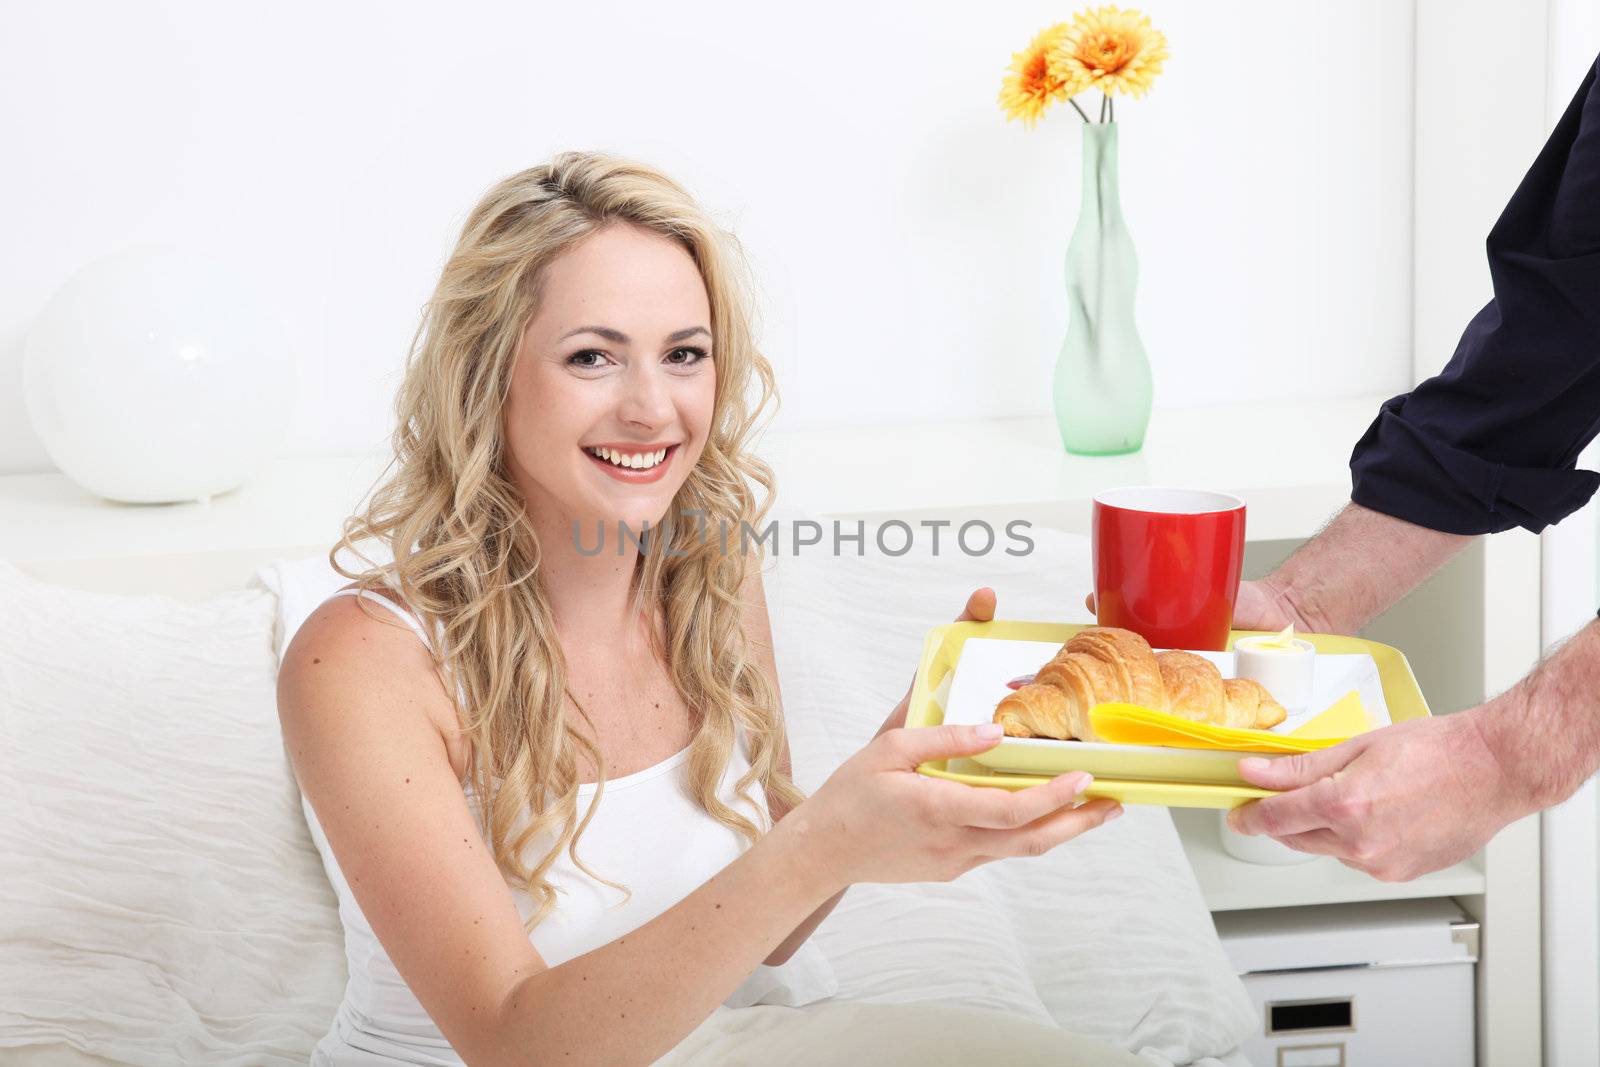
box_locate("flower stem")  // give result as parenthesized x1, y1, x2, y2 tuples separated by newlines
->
(1068, 97, 1091, 123)
(1099, 93, 1107, 123)
(1109, 96, 1115, 123)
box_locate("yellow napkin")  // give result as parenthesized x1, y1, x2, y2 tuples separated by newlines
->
(1287, 690, 1370, 740)
(1088, 691, 1370, 754)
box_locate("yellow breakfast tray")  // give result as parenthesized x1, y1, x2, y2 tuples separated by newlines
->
(907, 621, 1431, 809)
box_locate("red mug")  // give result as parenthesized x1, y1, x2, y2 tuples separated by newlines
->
(1092, 486, 1246, 651)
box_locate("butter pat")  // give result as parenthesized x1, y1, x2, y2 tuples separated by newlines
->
(1234, 627, 1315, 714)
(1243, 623, 1301, 652)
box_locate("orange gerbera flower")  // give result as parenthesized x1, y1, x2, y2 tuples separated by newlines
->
(1052, 5, 1168, 98)
(998, 23, 1077, 128)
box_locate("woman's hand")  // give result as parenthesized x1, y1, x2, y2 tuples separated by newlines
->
(775, 586, 1118, 888)
(876, 587, 997, 738)
(793, 723, 1123, 887)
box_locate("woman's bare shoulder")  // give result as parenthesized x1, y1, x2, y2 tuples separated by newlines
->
(283, 582, 432, 669)
(277, 584, 457, 749)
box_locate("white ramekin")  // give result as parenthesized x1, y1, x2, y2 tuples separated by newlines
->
(1233, 635, 1316, 715)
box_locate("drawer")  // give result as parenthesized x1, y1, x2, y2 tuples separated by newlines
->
(1238, 960, 1474, 1066)
(1215, 899, 1477, 1067)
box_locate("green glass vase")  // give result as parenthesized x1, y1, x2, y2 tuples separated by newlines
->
(1052, 122, 1153, 456)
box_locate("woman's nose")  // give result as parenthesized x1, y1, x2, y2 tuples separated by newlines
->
(617, 363, 675, 427)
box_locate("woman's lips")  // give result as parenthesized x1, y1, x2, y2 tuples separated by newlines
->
(583, 444, 677, 484)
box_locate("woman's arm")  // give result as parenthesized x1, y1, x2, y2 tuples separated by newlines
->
(284, 589, 1110, 1066)
(763, 738, 845, 965)
(498, 715, 1112, 1065)
(279, 597, 841, 1067)
(494, 811, 836, 1065)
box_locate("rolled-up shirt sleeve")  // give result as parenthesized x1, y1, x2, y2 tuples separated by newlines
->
(1349, 53, 1600, 536)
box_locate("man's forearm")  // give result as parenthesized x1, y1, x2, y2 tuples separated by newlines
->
(1267, 502, 1475, 634)
(1475, 617, 1600, 812)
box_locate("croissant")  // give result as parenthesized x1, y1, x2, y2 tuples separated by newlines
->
(993, 627, 1287, 741)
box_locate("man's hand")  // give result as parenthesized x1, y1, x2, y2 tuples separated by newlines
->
(876, 587, 997, 738)
(1226, 708, 1536, 880)
(1231, 577, 1324, 633)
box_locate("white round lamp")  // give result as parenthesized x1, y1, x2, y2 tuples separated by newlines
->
(22, 245, 297, 504)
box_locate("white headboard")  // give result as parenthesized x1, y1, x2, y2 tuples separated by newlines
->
(0, 452, 393, 601)
(11, 544, 334, 601)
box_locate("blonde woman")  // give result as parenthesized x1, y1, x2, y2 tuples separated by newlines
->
(277, 151, 1123, 1067)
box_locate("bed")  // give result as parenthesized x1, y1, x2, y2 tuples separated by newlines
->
(0, 501, 1258, 1066)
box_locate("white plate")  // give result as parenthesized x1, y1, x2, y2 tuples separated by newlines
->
(940, 637, 1390, 784)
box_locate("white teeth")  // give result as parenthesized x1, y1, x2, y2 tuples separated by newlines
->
(586, 446, 669, 470)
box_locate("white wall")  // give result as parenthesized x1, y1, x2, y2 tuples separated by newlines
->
(1413, 0, 1554, 383)
(1, 0, 1417, 474)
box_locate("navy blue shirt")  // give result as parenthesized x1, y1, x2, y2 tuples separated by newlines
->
(1349, 54, 1600, 537)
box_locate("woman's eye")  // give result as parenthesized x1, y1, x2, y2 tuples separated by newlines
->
(567, 350, 609, 369)
(666, 346, 710, 366)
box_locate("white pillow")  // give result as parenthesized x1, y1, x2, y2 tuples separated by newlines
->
(757, 506, 1258, 1065)
(0, 561, 345, 1065)
(254, 538, 392, 659)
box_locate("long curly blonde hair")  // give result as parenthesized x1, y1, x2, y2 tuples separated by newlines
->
(329, 150, 805, 931)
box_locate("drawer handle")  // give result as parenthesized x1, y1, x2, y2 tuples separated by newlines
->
(1277, 1043, 1346, 1067)
(1267, 995, 1355, 1035)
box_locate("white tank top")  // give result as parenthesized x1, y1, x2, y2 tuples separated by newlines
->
(302, 586, 781, 1065)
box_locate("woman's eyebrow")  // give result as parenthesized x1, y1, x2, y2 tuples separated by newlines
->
(558, 325, 711, 344)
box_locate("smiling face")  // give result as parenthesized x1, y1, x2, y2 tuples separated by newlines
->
(502, 222, 717, 537)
